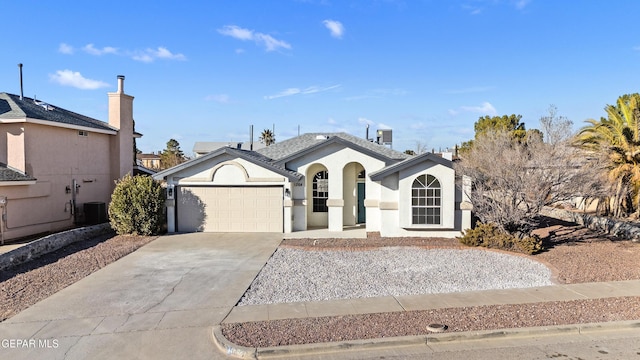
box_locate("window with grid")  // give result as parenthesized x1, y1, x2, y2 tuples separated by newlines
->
(312, 170, 329, 212)
(411, 174, 441, 225)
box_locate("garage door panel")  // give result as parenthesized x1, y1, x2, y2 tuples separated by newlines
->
(177, 186, 282, 233)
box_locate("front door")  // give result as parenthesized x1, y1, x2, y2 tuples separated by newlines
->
(357, 182, 366, 223)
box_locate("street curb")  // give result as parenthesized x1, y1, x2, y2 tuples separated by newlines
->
(212, 320, 640, 359)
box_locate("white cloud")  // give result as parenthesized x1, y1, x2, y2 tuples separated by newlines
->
(323, 19, 344, 39)
(49, 70, 109, 90)
(449, 102, 497, 116)
(302, 84, 341, 94)
(256, 33, 292, 52)
(358, 117, 392, 133)
(264, 88, 301, 100)
(218, 25, 254, 40)
(205, 94, 231, 103)
(83, 43, 118, 56)
(133, 47, 186, 62)
(218, 25, 291, 52)
(58, 43, 74, 54)
(60, 43, 185, 62)
(513, 0, 531, 10)
(463, 0, 531, 14)
(265, 84, 340, 100)
(327, 118, 337, 125)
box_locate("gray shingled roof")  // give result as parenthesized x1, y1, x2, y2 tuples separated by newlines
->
(256, 132, 409, 161)
(0, 164, 36, 182)
(370, 152, 451, 181)
(153, 146, 302, 181)
(0, 92, 115, 132)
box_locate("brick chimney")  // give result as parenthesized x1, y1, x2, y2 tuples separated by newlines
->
(108, 75, 134, 180)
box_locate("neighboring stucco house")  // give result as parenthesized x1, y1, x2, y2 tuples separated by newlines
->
(137, 152, 162, 170)
(0, 75, 137, 242)
(153, 132, 472, 237)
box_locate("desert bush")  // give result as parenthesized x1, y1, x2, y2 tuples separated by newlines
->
(458, 222, 544, 255)
(109, 174, 165, 236)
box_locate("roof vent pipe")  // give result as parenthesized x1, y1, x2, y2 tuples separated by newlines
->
(18, 63, 24, 100)
(117, 75, 125, 93)
(250, 125, 254, 151)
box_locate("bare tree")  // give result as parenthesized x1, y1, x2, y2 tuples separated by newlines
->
(414, 141, 428, 155)
(540, 105, 573, 145)
(455, 130, 606, 234)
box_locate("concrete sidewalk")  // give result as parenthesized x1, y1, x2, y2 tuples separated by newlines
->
(0, 233, 282, 360)
(217, 280, 640, 358)
(223, 280, 640, 323)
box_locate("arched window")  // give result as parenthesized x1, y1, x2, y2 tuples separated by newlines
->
(313, 170, 329, 212)
(412, 174, 441, 225)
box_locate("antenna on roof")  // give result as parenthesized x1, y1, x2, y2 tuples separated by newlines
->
(18, 63, 24, 100)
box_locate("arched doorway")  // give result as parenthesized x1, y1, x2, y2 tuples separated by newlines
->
(343, 162, 366, 226)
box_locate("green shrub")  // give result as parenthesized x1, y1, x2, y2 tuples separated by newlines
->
(108, 174, 166, 236)
(458, 222, 544, 255)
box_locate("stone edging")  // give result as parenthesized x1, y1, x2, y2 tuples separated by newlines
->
(0, 223, 114, 271)
(212, 320, 640, 359)
(540, 207, 640, 242)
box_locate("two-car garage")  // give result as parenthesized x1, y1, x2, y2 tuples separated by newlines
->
(176, 186, 284, 233)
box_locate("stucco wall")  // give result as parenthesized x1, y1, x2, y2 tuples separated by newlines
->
(173, 156, 289, 186)
(286, 143, 387, 231)
(374, 160, 463, 238)
(1, 123, 26, 172)
(0, 123, 114, 240)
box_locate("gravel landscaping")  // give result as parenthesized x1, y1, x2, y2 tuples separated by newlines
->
(223, 222, 640, 347)
(238, 247, 553, 305)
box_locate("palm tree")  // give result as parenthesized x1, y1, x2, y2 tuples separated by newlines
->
(575, 93, 640, 217)
(259, 129, 276, 146)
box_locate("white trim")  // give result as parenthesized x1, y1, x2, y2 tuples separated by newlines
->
(0, 117, 118, 135)
(0, 180, 37, 186)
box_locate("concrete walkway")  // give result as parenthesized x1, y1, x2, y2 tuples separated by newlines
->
(0, 233, 282, 360)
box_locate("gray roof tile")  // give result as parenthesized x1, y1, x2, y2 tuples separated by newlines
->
(0, 93, 115, 132)
(256, 132, 409, 161)
(0, 164, 36, 182)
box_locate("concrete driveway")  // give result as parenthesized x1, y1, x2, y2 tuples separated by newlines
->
(0, 233, 282, 360)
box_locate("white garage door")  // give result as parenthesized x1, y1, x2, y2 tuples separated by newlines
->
(176, 186, 283, 232)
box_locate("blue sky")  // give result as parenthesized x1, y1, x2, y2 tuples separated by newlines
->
(2, 0, 640, 155)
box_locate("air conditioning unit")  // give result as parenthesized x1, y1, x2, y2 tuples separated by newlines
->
(376, 129, 392, 145)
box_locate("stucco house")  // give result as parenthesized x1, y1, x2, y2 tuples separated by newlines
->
(137, 152, 162, 170)
(0, 75, 137, 242)
(153, 132, 472, 237)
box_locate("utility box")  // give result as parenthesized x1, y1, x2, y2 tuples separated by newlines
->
(84, 202, 107, 225)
